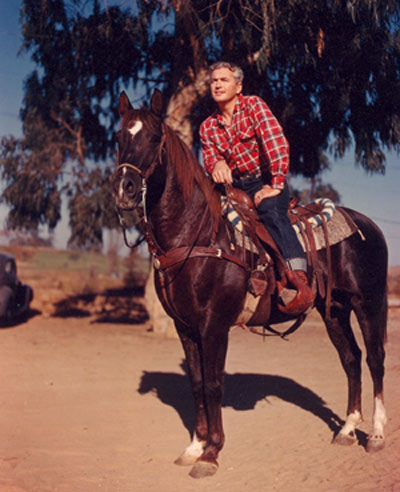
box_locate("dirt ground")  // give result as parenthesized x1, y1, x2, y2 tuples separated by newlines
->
(0, 303, 399, 491)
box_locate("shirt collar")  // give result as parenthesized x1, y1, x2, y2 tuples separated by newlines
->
(214, 94, 243, 127)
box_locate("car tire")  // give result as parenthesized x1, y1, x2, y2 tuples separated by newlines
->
(0, 285, 14, 320)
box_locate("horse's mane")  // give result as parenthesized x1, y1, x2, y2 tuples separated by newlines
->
(162, 123, 222, 224)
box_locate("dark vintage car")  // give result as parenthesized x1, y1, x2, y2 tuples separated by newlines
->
(0, 253, 33, 324)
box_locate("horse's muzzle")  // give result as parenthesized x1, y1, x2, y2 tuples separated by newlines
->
(113, 167, 143, 210)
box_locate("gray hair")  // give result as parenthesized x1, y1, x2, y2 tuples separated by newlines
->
(209, 61, 244, 84)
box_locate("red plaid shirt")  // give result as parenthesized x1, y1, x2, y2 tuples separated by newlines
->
(200, 94, 289, 189)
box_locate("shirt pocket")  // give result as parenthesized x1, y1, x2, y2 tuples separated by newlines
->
(236, 127, 259, 156)
(237, 126, 256, 142)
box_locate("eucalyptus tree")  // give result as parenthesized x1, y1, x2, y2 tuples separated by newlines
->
(1, 0, 399, 247)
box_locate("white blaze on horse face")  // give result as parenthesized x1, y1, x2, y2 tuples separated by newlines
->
(129, 120, 143, 139)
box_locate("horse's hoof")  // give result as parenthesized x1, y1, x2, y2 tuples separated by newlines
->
(332, 432, 357, 446)
(366, 435, 385, 453)
(189, 460, 218, 479)
(174, 453, 198, 466)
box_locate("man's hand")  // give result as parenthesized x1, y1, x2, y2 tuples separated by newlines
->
(254, 185, 281, 206)
(211, 160, 233, 185)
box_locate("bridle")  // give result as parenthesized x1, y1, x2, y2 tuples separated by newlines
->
(115, 162, 149, 221)
(114, 124, 247, 326)
(114, 130, 167, 249)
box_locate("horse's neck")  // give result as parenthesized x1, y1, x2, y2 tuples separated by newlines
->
(149, 169, 212, 250)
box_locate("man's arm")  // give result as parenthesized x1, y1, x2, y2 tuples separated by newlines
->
(200, 120, 232, 183)
(250, 96, 289, 190)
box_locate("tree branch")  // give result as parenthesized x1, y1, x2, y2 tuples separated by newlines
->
(50, 110, 86, 167)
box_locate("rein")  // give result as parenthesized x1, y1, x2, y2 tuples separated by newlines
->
(114, 129, 249, 326)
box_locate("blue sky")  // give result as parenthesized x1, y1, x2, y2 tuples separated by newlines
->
(1, 1, 400, 265)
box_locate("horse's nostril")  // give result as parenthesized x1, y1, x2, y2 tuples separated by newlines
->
(124, 180, 135, 195)
(117, 169, 142, 205)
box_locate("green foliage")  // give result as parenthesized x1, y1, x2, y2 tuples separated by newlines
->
(0, 119, 61, 231)
(0, 0, 136, 246)
(20, 0, 142, 158)
(67, 167, 119, 250)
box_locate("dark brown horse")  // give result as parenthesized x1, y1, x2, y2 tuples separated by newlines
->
(113, 90, 387, 479)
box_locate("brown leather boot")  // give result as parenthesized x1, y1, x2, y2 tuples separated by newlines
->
(278, 270, 314, 316)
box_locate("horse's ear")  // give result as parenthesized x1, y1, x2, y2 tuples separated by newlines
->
(119, 91, 133, 120)
(150, 89, 163, 117)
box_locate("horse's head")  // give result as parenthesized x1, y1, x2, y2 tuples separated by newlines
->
(113, 90, 164, 211)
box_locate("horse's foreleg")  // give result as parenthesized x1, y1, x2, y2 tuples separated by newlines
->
(318, 304, 363, 446)
(189, 329, 229, 479)
(174, 327, 207, 466)
(175, 434, 206, 466)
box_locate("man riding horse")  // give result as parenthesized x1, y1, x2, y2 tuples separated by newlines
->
(114, 86, 388, 477)
(200, 61, 314, 315)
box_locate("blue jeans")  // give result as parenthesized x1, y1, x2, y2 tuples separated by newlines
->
(234, 177, 306, 271)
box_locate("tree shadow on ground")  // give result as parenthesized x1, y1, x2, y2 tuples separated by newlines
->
(138, 361, 369, 449)
(52, 285, 149, 324)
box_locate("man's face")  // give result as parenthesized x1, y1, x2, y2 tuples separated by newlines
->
(210, 67, 242, 105)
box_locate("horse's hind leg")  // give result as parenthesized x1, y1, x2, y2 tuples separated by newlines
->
(318, 303, 363, 446)
(352, 295, 387, 452)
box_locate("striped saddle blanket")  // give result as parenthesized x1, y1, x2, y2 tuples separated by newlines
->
(221, 197, 360, 253)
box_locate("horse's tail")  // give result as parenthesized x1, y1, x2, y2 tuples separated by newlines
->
(345, 207, 389, 345)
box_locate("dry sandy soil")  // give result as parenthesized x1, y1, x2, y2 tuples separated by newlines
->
(0, 297, 399, 491)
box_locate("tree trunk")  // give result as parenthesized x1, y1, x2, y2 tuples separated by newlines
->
(165, 67, 209, 147)
(144, 266, 177, 339)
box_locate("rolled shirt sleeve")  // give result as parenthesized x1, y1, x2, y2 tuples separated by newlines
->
(250, 96, 289, 190)
(199, 121, 222, 174)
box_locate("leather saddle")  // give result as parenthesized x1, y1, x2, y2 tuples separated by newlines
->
(225, 187, 287, 274)
(224, 186, 330, 305)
